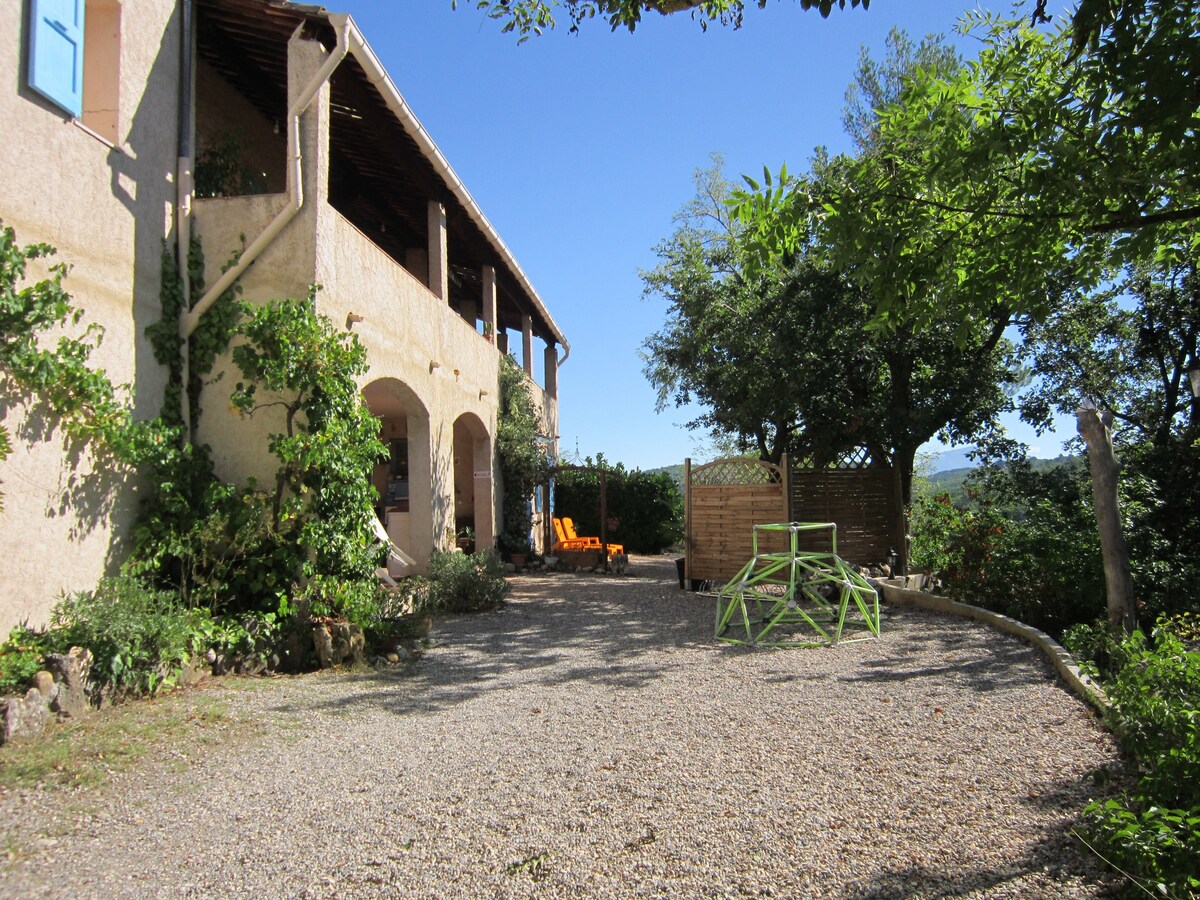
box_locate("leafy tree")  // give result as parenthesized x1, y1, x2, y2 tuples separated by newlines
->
(230, 294, 385, 588)
(641, 158, 872, 466)
(454, 0, 867, 39)
(841, 27, 959, 154)
(732, 8, 1200, 329)
(642, 156, 1016, 515)
(1021, 260, 1200, 450)
(132, 294, 387, 617)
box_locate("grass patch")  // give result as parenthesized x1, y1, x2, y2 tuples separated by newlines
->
(0, 685, 246, 791)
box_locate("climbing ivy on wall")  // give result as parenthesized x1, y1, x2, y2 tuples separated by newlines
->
(0, 223, 174, 503)
(495, 353, 549, 555)
(2, 226, 121, 443)
(1, 222, 386, 621)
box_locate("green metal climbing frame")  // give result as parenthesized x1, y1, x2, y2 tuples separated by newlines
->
(714, 522, 882, 648)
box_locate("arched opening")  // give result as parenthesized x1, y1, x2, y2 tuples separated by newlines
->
(363, 378, 432, 573)
(452, 412, 493, 554)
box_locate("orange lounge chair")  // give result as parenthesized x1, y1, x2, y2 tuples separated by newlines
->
(552, 516, 593, 551)
(561, 516, 624, 557)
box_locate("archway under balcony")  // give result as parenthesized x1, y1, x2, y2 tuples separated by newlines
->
(363, 377, 433, 572)
(452, 412, 494, 554)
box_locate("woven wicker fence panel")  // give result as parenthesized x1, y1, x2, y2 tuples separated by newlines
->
(789, 468, 898, 566)
(687, 459, 788, 585)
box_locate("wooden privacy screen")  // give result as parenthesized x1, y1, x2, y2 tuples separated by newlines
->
(684, 457, 790, 587)
(789, 466, 900, 567)
(685, 454, 904, 588)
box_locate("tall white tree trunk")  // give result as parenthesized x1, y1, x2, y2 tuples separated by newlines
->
(1076, 406, 1136, 633)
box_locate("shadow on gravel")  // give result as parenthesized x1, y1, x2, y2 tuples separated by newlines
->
(270, 564, 1062, 721)
(841, 607, 1055, 695)
(839, 802, 1116, 898)
(271, 558, 718, 718)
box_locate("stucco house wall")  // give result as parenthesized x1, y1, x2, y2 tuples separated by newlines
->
(192, 29, 518, 570)
(0, 0, 180, 634)
(0, 0, 564, 633)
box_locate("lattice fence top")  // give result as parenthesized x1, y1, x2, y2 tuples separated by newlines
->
(793, 446, 878, 471)
(690, 457, 783, 486)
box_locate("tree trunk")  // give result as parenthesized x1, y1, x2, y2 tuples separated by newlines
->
(1076, 406, 1136, 633)
(891, 443, 918, 575)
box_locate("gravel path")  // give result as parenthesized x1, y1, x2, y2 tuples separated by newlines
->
(1, 556, 1121, 898)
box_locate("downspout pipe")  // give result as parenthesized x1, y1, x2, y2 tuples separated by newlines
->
(179, 13, 352, 347)
(177, 0, 194, 434)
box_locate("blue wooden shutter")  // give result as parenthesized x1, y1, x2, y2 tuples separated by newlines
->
(28, 0, 85, 116)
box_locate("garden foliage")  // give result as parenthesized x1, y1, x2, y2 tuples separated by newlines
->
(1064, 618, 1200, 897)
(909, 462, 1106, 639)
(46, 577, 212, 697)
(496, 353, 549, 555)
(428, 550, 509, 613)
(553, 454, 682, 554)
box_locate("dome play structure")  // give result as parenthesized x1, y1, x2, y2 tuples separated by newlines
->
(714, 522, 882, 648)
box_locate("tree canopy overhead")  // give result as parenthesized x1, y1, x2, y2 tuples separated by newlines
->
(453, 0, 867, 39)
(730, 4, 1200, 331)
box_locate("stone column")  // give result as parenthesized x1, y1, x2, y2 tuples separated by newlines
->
(460, 298, 477, 328)
(481, 265, 497, 342)
(521, 313, 533, 377)
(472, 436, 494, 551)
(427, 200, 448, 301)
(405, 249, 428, 286)
(543, 343, 558, 400)
(406, 413, 435, 571)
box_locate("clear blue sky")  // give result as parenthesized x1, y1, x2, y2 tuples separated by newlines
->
(342, 0, 1074, 470)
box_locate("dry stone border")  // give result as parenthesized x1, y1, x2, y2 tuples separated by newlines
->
(1, 648, 93, 746)
(0, 556, 1122, 897)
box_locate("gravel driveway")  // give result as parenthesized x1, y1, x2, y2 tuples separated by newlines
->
(1, 555, 1121, 898)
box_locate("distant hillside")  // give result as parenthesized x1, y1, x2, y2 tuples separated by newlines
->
(922, 455, 1082, 505)
(648, 456, 1079, 502)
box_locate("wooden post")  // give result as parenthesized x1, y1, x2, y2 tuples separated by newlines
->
(1077, 405, 1136, 633)
(683, 458, 692, 588)
(781, 452, 792, 523)
(599, 469, 608, 570)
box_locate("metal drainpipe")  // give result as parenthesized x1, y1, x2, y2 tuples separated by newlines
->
(177, 0, 194, 436)
(177, 13, 352, 436)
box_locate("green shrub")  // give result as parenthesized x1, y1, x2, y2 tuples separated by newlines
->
(428, 550, 509, 614)
(0, 625, 47, 694)
(297, 574, 385, 627)
(909, 463, 1106, 638)
(47, 577, 211, 696)
(355, 576, 434, 648)
(1077, 620, 1200, 896)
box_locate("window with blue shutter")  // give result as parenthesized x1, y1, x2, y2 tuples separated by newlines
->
(28, 0, 86, 117)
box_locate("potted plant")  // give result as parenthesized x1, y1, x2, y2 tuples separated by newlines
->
(456, 526, 475, 554)
(499, 532, 532, 569)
